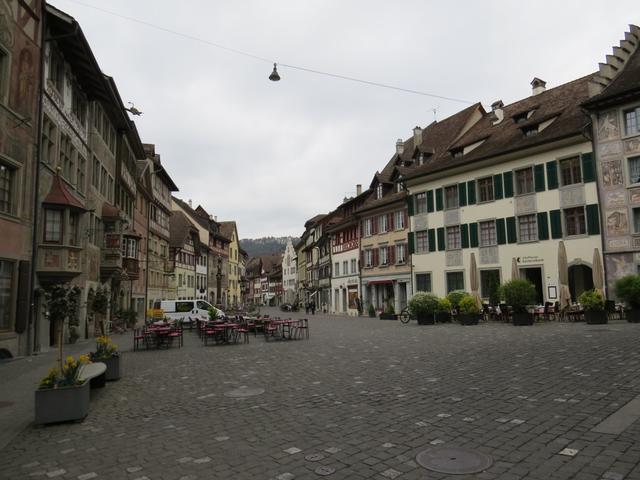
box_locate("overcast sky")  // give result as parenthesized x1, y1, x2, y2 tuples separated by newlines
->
(52, 0, 638, 239)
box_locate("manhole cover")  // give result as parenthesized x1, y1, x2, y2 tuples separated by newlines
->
(224, 387, 264, 398)
(0, 400, 14, 409)
(416, 447, 493, 474)
(305, 453, 325, 462)
(314, 466, 335, 476)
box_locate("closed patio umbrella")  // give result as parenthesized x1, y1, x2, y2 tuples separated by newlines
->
(511, 258, 519, 280)
(470, 252, 483, 309)
(592, 248, 605, 296)
(558, 241, 571, 312)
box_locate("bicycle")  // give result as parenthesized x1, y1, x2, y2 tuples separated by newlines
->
(399, 306, 414, 324)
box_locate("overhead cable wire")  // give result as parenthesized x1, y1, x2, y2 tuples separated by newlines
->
(56, 0, 477, 105)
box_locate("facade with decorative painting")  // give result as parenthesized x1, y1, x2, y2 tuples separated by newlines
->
(404, 76, 603, 304)
(327, 187, 367, 316)
(583, 25, 640, 293)
(0, 0, 41, 356)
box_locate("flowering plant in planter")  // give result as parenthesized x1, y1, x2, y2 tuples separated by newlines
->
(90, 336, 119, 361)
(90, 336, 121, 381)
(38, 354, 90, 390)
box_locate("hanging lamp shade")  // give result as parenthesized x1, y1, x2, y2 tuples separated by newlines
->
(269, 63, 280, 81)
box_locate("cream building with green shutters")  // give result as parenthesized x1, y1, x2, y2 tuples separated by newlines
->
(403, 75, 603, 304)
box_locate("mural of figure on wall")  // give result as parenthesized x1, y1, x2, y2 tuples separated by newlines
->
(598, 112, 619, 141)
(602, 160, 624, 187)
(606, 210, 629, 237)
(13, 48, 35, 116)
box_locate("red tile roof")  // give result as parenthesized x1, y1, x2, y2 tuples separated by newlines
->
(42, 174, 86, 211)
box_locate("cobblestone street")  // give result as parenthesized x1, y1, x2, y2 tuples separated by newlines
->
(2, 311, 640, 480)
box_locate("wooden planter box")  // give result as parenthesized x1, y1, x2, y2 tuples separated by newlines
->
(627, 308, 640, 323)
(459, 314, 480, 325)
(103, 355, 121, 381)
(35, 380, 90, 425)
(585, 310, 608, 325)
(512, 312, 534, 326)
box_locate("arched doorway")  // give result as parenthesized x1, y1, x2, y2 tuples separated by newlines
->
(568, 264, 593, 302)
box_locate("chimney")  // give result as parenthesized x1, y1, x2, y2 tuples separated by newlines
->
(188, 199, 192, 208)
(413, 126, 422, 146)
(214, 215, 217, 222)
(356, 184, 362, 196)
(531, 77, 546, 96)
(395, 139, 404, 155)
(209, 214, 213, 221)
(491, 100, 504, 125)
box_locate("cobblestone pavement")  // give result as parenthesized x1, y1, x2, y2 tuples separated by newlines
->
(1, 310, 640, 480)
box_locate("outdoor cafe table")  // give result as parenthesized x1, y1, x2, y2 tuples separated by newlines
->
(145, 325, 172, 348)
(203, 321, 239, 344)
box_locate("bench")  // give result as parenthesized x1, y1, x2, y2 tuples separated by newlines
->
(79, 362, 107, 389)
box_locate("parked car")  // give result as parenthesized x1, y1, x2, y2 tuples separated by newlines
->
(154, 300, 226, 325)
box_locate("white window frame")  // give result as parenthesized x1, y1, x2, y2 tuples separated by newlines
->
(517, 214, 538, 243)
(394, 210, 405, 230)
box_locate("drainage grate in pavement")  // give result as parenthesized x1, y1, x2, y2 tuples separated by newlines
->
(416, 447, 493, 475)
(305, 453, 325, 462)
(223, 387, 265, 398)
(314, 466, 335, 476)
(0, 401, 14, 409)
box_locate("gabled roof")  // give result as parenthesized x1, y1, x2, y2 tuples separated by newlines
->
(583, 25, 640, 109)
(304, 214, 327, 228)
(143, 144, 179, 192)
(169, 210, 198, 248)
(405, 74, 594, 179)
(219, 221, 237, 242)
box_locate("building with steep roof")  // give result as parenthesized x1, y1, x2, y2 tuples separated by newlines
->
(404, 73, 602, 303)
(583, 25, 640, 292)
(219, 221, 241, 307)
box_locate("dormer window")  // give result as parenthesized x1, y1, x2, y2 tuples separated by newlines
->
(376, 184, 383, 199)
(523, 125, 538, 137)
(418, 153, 425, 166)
(451, 148, 463, 159)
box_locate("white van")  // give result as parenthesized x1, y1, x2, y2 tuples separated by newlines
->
(156, 300, 225, 324)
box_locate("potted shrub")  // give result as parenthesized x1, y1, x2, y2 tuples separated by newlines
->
(379, 303, 396, 320)
(458, 295, 481, 325)
(368, 303, 376, 318)
(90, 336, 121, 381)
(436, 297, 452, 323)
(615, 274, 640, 323)
(500, 280, 536, 326)
(408, 293, 438, 325)
(36, 354, 91, 424)
(578, 289, 607, 324)
(446, 290, 468, 314)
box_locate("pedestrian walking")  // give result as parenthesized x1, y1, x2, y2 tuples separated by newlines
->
(310, 301, 316, 315)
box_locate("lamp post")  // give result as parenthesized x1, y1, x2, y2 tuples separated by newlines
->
(216, 257, 222, 307)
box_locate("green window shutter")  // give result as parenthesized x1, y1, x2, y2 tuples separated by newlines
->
(582, 152, 595, 182)
(461, 224, 469, 248)
(546, 161, 558, 190)
(426, 190, 434, 212)
(428, 229, 436, 252)
(550, 210, 562, 239)
(503, 171, 514, 198)
(458, 184, 467, 207)
(437, 227, 445, 251)
(493, 174, 503, 200)
(506, 216, 517, 243)
(406, 195, 414, 216)
(586, 204, 600, 235)
(408, 232, 415, 254)
(469, 222, 479, 248)
(496, 218, 506, 245)
(467, 180, 476, 205)
(435, 188, 443, 211)
(537, 212, 549, 240)
(534, 164, 546, 192)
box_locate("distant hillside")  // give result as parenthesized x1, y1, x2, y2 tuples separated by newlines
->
(240, 237, 299, 257)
